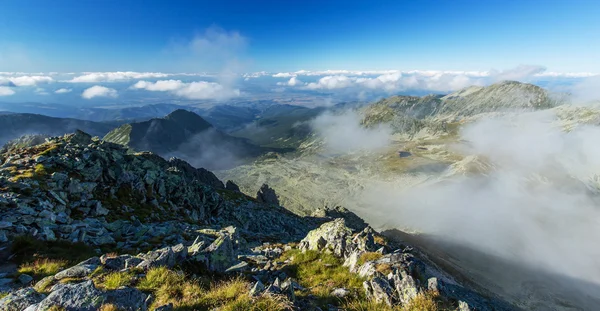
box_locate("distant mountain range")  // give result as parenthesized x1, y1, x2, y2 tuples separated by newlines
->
(103, 109, 286, 170)
(0, 113, 125, 146)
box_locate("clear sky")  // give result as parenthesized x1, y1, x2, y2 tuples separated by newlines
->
(0, 0, 599, 73)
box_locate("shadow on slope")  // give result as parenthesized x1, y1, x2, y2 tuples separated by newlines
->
(383, 229, 600, 311)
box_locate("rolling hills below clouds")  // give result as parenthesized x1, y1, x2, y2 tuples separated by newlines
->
(220, 80, 600, 311)
(103, 109, 281, 170)
(0, 113, 125, 146)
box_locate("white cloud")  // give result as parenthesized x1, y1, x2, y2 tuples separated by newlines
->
(0, 75, 53, 86)
(54, 88, 72, 94)
(277, 76, 303, 86)
(132, 79, 240, 100)
(81, 85, 118, 99)
(306, 75, 355, 90)
(311, 110, 392, 153)
(292, 65, 591, 93)
(69, 71, 171, 83)
(0, 86, 15, 96)
(570, 75, 600, 103)
(35, 87, 49, 95)
(489, 65, 547, 82)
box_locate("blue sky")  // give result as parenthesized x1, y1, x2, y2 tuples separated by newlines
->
(1, 0, 599, 73)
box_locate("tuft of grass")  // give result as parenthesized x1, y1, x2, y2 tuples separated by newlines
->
(99, 304, 119, 311)
(342, 299, 394, 311)
(47, 306, 66, 311)
(38, 145, 59, 156)
(341, 291, 442, 311)
(18, 258, 68, 280)
(376, 263, 393, 276)
(373, 235, 388, 246)
(135, 267, 289, 311)
(401, 291, 441, 311)
(219, 293, 292, 311)
(11, 169, 34, 181)
(279, 249, 365, 307)
(357, 252, 384, 266)
(34, 163, 47, 176)
(99, 271, 135, 290)
(137, 267, 205, 309)
(203, 277, 250, 305)
(0, 292, 8, 299)
(89, 266, 105, 278)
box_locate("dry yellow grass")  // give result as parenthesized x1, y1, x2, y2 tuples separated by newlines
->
(99, 304, 119, 311)
(18, 259, 68, 279)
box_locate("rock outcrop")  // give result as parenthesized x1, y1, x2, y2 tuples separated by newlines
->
(0, 132, 518, 311)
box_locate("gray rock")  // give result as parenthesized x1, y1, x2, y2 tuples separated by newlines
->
(393, 270, 419, 305)
(364, 277, 395, 306)
(459, 301, 471, 311)
(93, 202, 109, 216)
(36, 280, 103, 311)
(0, 287, 45, 311)
(18, 274, 34, 285)
(249, 281, 265, 296)
(225, 261, 249, 273)
(101, 254, 140, 271)
(104, 287, 149, 311)
(331, 288, 350, 298)
(137, 246, 175, 270)
(0, 221, 12, 229)
(225, 180, 241, 192)
(54, 264, 98, 280)
(203, 235, 235, 272)
(299, 218, 352, 257)
(256, 184, 279, 205)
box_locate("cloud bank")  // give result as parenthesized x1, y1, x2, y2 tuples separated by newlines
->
(81, 85, 118, 99)
(68, 71, 171, 83)
(131, 80, 240, 100)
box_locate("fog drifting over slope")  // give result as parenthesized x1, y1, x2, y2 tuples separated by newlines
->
(311, 110, 392, 154)
(354, 111, 600, 288)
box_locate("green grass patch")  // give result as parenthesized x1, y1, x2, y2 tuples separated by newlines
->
(18, 258, 68, 280)
(34, 163, 48, 176)
(135, 267, 292, 311)
(99, 271, 135, 290)
(279, 249, 365, 307)
(357, 252, 383, 266)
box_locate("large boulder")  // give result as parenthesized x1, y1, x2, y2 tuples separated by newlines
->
(299, 218, 353, 257)
(0, 287, 45, 311)
(35, 280, 104, 311)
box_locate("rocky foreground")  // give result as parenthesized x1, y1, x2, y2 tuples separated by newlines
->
(0, 132, 516, 310)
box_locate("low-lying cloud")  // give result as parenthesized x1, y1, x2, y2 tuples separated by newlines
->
(0, 86, 15, 96)
(311, 110, 392, 153)
(0, 75, 53, 86)
(131, 80, 240, 100)
(359, 111, 600, 290)
(275, 65, 598, 94)
(54, 88, 72, 94)
(68, 71, 171, 83)
(81, 85, 118, 99)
